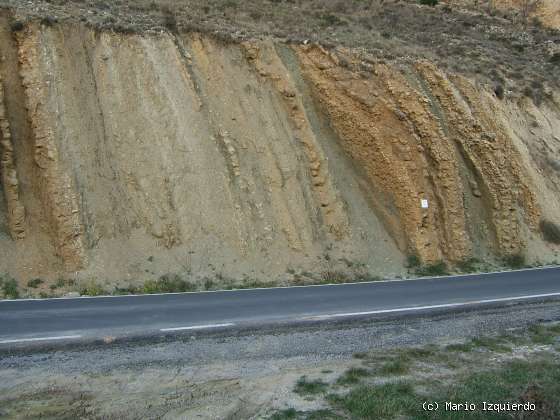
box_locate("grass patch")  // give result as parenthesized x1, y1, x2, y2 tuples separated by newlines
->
(471, 337, 512, 353)
(27, 278, 44, 288)
(407, 255, 450, 277)
(406, 254, 421, 269)
(319, 270, 350, 284)
(353, 352, 369, 359)
(421, 359, 560, 419)
(0, 275, 19, 299)
(50, 278, 75, 290)
(400, 346, 437, 359)
(415, 261, 449, 277)
(336, 367, 370, 386)
(330, 382, 419, 419)
(379, 358, 410, 375)
(547, 324, 560, 334)
(503, 253, 526, 269)
(142, 274, 195, 294)
(269, 408, 337, 420)
(270, 408, 297, 420)
(456, 258, 480, 273)
(293, 376, 328, 396)
(529, 325, 556, 345)
(446, 337, 512, 353)
(445, 342, 475, 352)
(80, 282, 106, 296)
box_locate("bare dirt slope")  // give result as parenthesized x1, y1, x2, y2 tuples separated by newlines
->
(0, 1, 559, 292)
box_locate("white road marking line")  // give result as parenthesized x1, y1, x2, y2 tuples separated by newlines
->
(306, 292, 560, 320)
(0, 335, 82, 344)
(160, 323, 235, 332)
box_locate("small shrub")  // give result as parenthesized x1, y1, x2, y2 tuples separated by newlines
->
(415, 261, 449, 277)
(353, 352, 369, 359)
(379, 359, 410, 375)
(1, 276, 19, 299)
(471, 337, 512, 353)
(540, 220, 560, 244)
(320, 270, 350, 284)
(203, 278, 215, 290)
(320, 13, 346, 27)
(457, 258, 480, 273)
(503, 253, 526, 269)
(80, 282, 106, 296)
(419, 0, 438, 6)
(27, 278, 44, 288)
(445, 342, 474, 352)
(270, 408, 298, 420)
(550, 53, 560, 65)
(294, 376, 328, 395)
(529, 325, 555, 345)
(406, 254, 420, 268)
(337, 368, 370, 385)
(142, 274, 195, 294)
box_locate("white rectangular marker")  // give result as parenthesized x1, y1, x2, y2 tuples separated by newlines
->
(421, 199, 429, 209)
(0, 335, 82, 344)
(160, 323, 235, 332)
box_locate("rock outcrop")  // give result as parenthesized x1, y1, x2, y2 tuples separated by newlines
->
(0, 17, 558, 285)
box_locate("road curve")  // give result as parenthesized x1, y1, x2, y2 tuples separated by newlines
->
(1, 267, 559, 347)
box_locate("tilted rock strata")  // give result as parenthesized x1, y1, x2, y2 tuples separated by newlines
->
(295, 45, 471, 263)
(15, 26, 86, 270)
(415, 61, 540, 255)
(0, 77, 25, 240)
(241, 41, 350, 242)
(0, 19, 555, 284)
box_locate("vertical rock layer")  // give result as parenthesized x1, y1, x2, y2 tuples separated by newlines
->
(0, 76, 25, 240)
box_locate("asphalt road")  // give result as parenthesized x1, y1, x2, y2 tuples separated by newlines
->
(1, 267, 559, 347)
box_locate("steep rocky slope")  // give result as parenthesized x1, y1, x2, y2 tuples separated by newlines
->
(0, 2, 559, 292)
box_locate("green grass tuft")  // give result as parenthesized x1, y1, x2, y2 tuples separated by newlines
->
(353, 352, 369, 359)
(336, 367, 370, 385)
(269, 408, 297, 420)
(415, 261, 449, 277)
(330, 382, 418, 419)
(80, 282, 106, 296)
(0, 275, 19, 299)
(529, 325, 556, 345)
(293, 376, 328, 396)
(456, 258, 480, 273)
(27, 278, 44, 288)
(502, 253, 526, 269)
(142, 274, 195, 294)
(379, 358, 410, 375)
(445, 342, 475, 352)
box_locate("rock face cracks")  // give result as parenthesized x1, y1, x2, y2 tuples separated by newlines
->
(0, 18, 557, 282)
